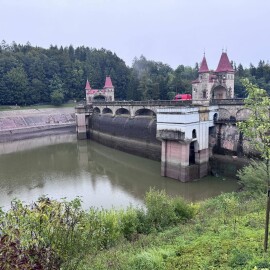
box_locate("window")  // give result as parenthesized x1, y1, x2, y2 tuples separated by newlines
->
(203, 90, 207, 99)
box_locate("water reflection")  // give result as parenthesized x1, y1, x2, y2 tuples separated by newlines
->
(0, 135, 239, 210)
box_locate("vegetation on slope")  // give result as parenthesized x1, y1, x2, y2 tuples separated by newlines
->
(1, 179, 270, 269)
(79, 192, 269, 270)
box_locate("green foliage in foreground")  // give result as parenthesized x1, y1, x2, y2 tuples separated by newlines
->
(79, 193, 270, 270)
(237, 160, 268, 195)
(0, 189, 194, 270)
(1, 185, 270, 269)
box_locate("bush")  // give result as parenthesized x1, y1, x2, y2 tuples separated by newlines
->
(145, 189, 194, 230)
(0, 190, 195, 269)
(145, 189, 176, 230)
(128, 250, 165, 270)
(172, 197, 195, 221)
(237, 160, 268, 195)
(228, 249, 252, 268)
(119, 207, 140, 240)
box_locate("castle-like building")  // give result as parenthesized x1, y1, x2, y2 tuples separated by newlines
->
(85, 76, 114, 103)
(192, 52, 235, 101)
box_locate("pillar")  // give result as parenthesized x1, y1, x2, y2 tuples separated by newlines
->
(195, 148, 209, 178)
(161, 140, 198, 182)
(76, 113, 87, 140)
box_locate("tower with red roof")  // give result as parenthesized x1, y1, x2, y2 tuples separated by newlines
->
(85, 76, 114, 103)
(192, 51, 235, 102)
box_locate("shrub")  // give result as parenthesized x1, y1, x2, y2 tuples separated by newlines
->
(172, 197, 195, 221)
(145, 189, 195, 230)
(0, 197, 88, 269)
(119, 207, 140, 240)
(128, 250, 165, 270)
(237, 160, 268, 195)
(145, 189, 176, 230)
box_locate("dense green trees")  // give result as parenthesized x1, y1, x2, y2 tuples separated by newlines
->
(234, 61, 270, 97)
(1, 41, 270, 105)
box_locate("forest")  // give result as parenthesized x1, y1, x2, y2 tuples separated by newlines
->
(0, 40, 270, 106)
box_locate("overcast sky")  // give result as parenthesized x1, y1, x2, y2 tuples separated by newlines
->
(1, 0, 269, 69)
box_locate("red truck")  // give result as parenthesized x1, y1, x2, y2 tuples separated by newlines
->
(174, 94, 192, 100)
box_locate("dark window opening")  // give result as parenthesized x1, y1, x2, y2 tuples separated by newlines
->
(189, 142, 195, 165)
(192, 129, 197, 139)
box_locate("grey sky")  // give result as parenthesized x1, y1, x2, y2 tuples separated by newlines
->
(1, 0, 269, 69)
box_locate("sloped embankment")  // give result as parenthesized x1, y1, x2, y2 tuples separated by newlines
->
(0, 108, 76, 142)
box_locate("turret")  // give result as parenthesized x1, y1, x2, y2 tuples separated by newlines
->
(192, 54, 210, 100)
(215, 52, 235, 98)
(103, 76, 114, 101)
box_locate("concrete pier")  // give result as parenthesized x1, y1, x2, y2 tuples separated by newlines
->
(157, 106, 218, 182)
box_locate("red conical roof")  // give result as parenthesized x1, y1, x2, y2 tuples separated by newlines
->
(104, 76, 113, 88)
(199, 55, 209, 73)
(85, 79, 91, 90)
(216, 52, 234, 72)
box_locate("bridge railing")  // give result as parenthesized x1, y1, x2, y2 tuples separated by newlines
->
(76, 98, 246, 108)
(91, 100, 192, 106)
(210, 98, 244, 105)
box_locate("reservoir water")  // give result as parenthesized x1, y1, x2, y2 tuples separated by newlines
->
(0, 134, 239, 210)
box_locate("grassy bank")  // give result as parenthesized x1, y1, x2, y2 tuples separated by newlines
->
(0, 190, 269, 269)
(79, 192, 269, 270)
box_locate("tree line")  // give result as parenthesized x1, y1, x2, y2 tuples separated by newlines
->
(0, 40, 269, 105)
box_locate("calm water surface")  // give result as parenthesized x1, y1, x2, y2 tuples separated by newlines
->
(0, 134, 239, 210)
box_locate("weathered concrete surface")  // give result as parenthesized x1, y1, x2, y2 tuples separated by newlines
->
(89, 115, 161, 160)
(0, 108, 76, 142)
(210, 123, 259, 157)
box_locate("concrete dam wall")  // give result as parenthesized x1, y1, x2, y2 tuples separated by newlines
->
(0, 108, 76, 142)
(89, 115, 161, 160)
(210, 123, 258, 157)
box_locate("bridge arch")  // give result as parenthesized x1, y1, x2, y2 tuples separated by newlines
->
(93, 107, 101, 114)
(115, 108, 130, 116)
(102, 108, 113, 114)
(211, 85, 227, 99)
(135, 108, 156, 117)
(218, 108, 231, 120)
(236, 108, 252, 121)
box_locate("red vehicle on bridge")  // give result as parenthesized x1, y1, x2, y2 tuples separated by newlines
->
(174, 94, 192, 100)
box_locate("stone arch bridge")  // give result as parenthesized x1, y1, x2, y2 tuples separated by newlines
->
(90, 100, 192, 117)
(85, 99, 248, 121)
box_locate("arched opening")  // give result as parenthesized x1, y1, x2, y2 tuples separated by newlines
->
(189, 142, 195, 165)
(212, 86, 227, 99)
(102, 108, 113, 114)
(213, 113, 218, 122)
(93, 95, 106, 101)
(115, 108, 130, 115)
(135, 108, 156, 117)
(192, 129, 197, 139)
(93, 107, 101, 114)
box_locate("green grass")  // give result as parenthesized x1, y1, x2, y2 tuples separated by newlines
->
(78, 193, 270, 270)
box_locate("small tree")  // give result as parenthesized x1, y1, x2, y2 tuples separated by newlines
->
(237, 78, 270, 252)
(50, 90, 64, 106)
